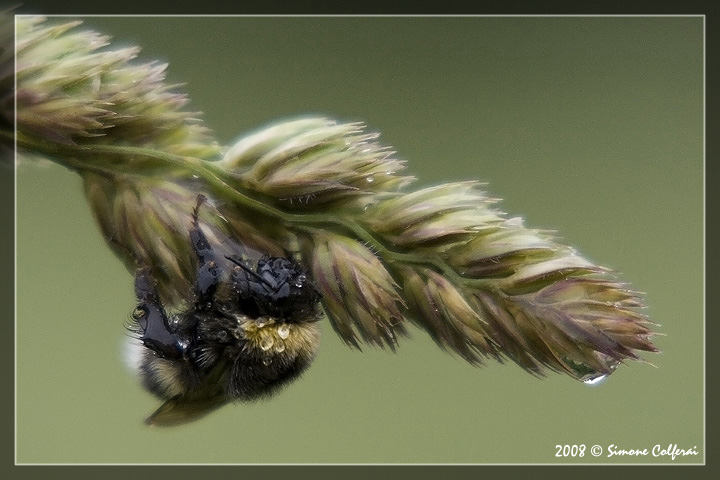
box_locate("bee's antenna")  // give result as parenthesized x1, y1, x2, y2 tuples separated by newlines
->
(225, 255, 278, 290)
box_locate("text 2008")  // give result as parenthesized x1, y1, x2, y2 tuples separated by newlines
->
(555, 445, 586, 457)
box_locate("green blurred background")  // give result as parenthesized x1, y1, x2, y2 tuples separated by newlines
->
(16, 16, 703, 464)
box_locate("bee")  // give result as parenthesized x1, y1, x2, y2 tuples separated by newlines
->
(129, 197, 322, 426)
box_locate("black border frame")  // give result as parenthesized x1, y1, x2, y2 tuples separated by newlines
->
(5, 1, 714, 479)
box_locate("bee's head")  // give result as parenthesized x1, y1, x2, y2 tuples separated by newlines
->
(228, 255, 321, 321)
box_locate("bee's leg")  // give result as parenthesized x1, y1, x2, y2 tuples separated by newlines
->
(189, 195, 218, 306)
(132, 267, 182, 359)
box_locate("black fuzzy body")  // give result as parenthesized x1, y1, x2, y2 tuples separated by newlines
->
(129, 196, 322, 425)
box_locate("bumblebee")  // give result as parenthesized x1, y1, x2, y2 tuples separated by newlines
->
(129, 198, 322, 426)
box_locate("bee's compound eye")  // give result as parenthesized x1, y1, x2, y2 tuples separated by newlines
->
(133, 306, 147, 320)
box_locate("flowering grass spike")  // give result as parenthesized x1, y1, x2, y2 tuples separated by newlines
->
(7, 16, 658, 425)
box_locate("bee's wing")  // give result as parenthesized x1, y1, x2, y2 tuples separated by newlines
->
(145, 395, 228, 427)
